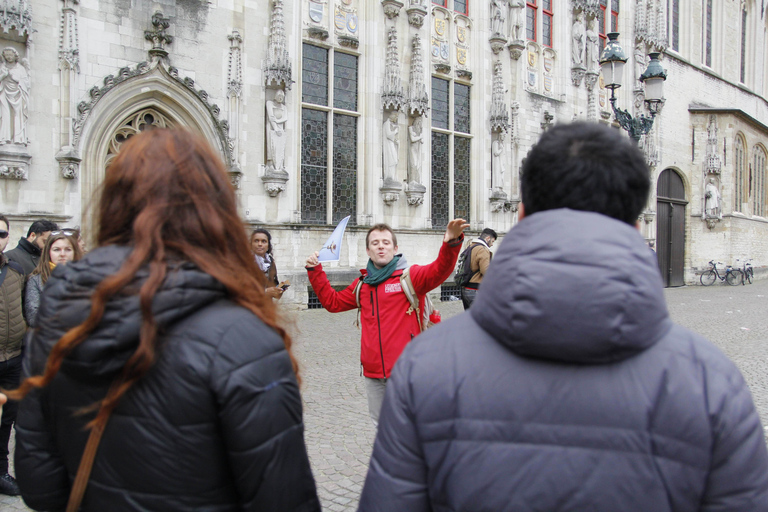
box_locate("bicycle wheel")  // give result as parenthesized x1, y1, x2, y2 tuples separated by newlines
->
(726, 270, 742, 286)
(700, 270, 716, 286)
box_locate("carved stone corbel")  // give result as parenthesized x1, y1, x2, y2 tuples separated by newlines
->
(507, 40, 525, 61)
(405, 182, 426, 206)
(380, 179, 402, 205)
(406, 4, 427, 27)
(489, 35, 507, 55)
(382, 0, 404, 19)
(571, 66, 586, 86)
(261, 165, 289, 197)
(0, 146, 31, 180)
(55, 147, 80, 179)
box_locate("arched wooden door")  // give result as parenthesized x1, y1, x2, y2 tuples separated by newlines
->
(656, 169, 687, 287)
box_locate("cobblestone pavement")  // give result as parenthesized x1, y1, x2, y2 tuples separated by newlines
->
(3, 280, 768, 511)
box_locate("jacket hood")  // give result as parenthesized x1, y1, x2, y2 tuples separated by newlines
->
(32, 246, 227, 381)
(471, 209, 672, 364)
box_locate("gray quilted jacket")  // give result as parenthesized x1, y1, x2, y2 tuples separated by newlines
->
(23, 273, 43, 328)
(360, 209, 768, 512)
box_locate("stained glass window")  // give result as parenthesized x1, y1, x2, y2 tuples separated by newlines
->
(454, 84, 470, 134)
(670, 0, 679, 52)
(301, 45, 359, 225)
(735, 136, 746, 211)
(301, 108, 328, 223)
(454, 136, 471, 223)
(332, 114, 357, 224)
(705, 0, 712, 67)
(334, 52, 358, 111)
(526, 1, 537, 41)
(740, 8, 747, 83)
(432, 78, 450, 130)
(302, 44, 328, 106)
(431, 133, 450, 229)
(754, 147, 767, 217)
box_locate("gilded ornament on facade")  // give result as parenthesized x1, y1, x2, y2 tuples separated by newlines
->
(434, 18, 445, 36)
(334, 7, 346, 30)
(527, 51, 536, 67)
(456, 48, 467, 65)
(457, 26, 466, 43)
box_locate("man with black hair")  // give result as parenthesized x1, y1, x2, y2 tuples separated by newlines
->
(5, 219, 59, 275)
(458, 227, 497, 309)
(0, 214, 25, 496)
(360, 122, 768, 511)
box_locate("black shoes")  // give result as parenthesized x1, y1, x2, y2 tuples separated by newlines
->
(0, 472, 20, 496)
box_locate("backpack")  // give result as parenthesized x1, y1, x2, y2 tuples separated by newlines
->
(453, 244, 478, 287)
(354, 267, 438, 333)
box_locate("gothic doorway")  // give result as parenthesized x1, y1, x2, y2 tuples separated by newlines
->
(656, 169, 687, 287)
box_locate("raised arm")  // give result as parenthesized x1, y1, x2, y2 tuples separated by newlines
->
(410, 219, 468, 294)
(305, 252, 358, 313)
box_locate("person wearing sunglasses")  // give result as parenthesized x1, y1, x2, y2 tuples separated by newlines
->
(10, 129, 319, 512)
(4, 219, 59, 276)
(24, 231, 83, 328)
(0, 214, 25, 496)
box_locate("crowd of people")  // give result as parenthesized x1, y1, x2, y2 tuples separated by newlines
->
(0, 123, 765, 511)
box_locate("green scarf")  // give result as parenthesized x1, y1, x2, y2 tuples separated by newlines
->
(364, 255, 401, 286)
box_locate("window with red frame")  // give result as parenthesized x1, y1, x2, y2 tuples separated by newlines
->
(526, 0, 537, 41)
(432, 0, 448, 6)
(454, 0, 468, 15)
(542, 0, 553, 47)
(598, 0, 619, 50)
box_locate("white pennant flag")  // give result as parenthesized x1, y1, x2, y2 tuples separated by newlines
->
(317, 216, 350, 262)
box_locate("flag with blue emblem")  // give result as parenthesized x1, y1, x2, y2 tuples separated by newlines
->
(317, 215, 350, 262)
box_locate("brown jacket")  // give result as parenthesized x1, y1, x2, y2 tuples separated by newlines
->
(467, 240, 492, 288)
(0, 253, 26, 361)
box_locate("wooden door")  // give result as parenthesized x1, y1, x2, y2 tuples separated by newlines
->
(656, 169, 687, 287)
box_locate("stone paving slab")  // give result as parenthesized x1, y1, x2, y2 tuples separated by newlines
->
(3, 281, 768, 511)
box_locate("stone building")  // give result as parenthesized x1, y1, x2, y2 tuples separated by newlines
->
(0, 0, 766, 305)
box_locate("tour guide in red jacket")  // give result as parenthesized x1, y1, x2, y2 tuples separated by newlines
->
(306, 219, 468, 423)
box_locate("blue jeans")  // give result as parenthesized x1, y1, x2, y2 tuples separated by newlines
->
(0, 354, 21, 474)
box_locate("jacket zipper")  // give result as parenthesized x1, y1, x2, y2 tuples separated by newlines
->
(373, 287, 387, 379)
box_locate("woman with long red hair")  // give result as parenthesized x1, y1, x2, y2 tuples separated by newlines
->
(10, 129, 320, 511)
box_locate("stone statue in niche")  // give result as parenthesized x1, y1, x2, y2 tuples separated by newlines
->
(492, 133, 506, 191)
(585, 20, 599, 72)
(509, 0, 524, 41)
(634, 41, 646, 85)
(266, 89, 288, 173)
(0, 48, 30, 145)
(382, 111, 400, 183)
(571, 12, 585, 66)
(408, 116, 424, 184)
(491, 0, 508, 37)
(705, 178, 720, 217)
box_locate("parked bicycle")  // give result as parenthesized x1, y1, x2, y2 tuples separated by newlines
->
(700, 261, 742, 286)
(736, 258, 754, 285)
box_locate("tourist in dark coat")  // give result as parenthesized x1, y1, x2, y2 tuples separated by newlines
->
(359, 122, 768, 511)
(11, 129, 319, 512)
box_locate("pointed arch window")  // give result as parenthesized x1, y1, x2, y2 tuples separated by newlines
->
(703, 0, 712, 67)
(668, 0, 680, 52)
(754, 146, 767, 217)
(734, 135, 746, 212)
(739, 6, 747, 83)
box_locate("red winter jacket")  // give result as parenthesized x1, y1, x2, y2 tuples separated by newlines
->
(307, 236, 463, 378)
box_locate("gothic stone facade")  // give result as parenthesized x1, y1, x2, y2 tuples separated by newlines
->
(0, 0, 766, 305)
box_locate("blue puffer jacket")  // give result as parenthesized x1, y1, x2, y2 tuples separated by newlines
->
(360, 209, 768, 512)
(15, 246, 320, 512)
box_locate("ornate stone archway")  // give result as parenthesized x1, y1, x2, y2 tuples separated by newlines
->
(72, 61, 236, 227)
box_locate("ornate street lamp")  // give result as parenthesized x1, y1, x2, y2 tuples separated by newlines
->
(599, 33, 667, 143)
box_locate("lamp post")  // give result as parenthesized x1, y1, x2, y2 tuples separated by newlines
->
(599, 33, 667, 143)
